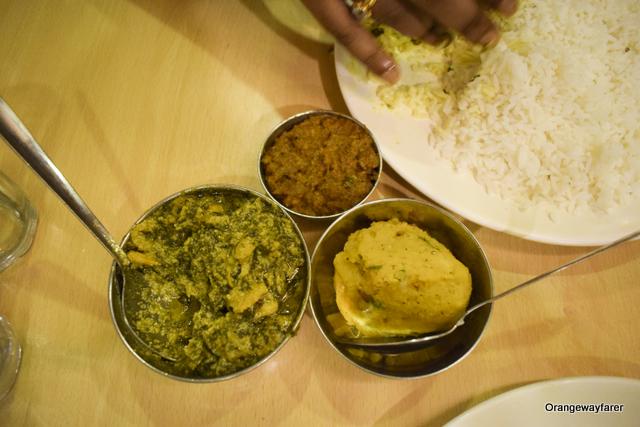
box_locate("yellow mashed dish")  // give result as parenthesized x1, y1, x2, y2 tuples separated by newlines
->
(333, 218, 472, 337)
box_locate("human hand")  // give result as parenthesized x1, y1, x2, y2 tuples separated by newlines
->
(302, 0, 518, 83)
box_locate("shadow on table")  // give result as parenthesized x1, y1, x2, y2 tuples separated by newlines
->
(238, 0, 350, 114)
(422, 355, 640, 426)
(417, 381, 533, 427)
(123, 0, 348, 115)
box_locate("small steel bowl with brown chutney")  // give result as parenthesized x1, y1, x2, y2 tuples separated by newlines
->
(258, 110, 382, 220)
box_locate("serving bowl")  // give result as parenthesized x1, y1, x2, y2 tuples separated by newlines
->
(108, 184, 310, 382)
(309, 198, 493, 378)
(258, 110, 382, 220)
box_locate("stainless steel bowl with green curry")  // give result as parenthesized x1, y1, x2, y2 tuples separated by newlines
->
(108, 185, 310, 382)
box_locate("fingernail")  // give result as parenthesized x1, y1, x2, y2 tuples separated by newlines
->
(480, 30, 500, 48)
(500, 0, 518, 16)
(380, 63, 400, 84)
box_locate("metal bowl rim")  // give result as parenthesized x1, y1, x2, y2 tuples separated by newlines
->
(308, 197, 494, 379)
(108, 183, 312, 383)
(257, 109, 383, 220)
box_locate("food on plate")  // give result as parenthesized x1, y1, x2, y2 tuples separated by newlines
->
(123, 191, 306, 377)
(363, 0, 639, 215)
(333, 218, 472, 337)
(261, 113, 379, 216)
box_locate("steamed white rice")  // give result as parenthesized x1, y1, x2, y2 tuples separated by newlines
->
(372, 0, 640, 214)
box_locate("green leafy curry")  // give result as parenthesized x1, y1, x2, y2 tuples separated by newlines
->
(123, 190, 307, 377)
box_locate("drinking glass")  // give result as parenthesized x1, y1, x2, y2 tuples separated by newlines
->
(0, 171, 37, 271)
(0, 315, 21, 401)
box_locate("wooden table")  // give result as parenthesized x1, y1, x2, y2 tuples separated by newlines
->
(1, 1, 638, 425)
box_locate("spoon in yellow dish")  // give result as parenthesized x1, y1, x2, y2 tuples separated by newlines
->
(335, 228, 640, 352)
(0, 98, 179, 362)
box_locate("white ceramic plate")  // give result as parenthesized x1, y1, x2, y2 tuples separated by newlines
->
(445, 376, 640, 427)
(334, 45, 640, 246)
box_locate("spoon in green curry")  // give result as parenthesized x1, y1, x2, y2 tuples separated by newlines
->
(334, 228, 640, 353)
(0, 98, 179, 362)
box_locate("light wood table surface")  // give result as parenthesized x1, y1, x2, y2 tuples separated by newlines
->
(1, 1, 639, 425)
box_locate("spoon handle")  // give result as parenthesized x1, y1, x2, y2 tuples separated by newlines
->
(464, 229, 640, 318)
(0, 98, 129, 266)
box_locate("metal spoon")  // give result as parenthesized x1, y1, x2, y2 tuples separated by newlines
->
(335, 228, 640, 352)
(0, 98, 178, 362)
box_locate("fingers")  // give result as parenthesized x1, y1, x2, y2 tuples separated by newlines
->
(412, 0, 497, 45)
(410, 0, 516, 45)
(373, 0, 515, 46)
(371, 0, 446, 45)
(302, 0, 400, 83)
(301, 0, 519, 82)
(484, 0, 518, 16)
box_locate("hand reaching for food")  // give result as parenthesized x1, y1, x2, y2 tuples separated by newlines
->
(301, 0, 518, 83)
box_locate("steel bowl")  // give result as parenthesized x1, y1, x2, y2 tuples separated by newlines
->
(309, 198, 493, 378)
(108, 184, 311, 382)
(258, 110, 382, 221)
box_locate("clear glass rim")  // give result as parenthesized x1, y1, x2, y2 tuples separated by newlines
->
(0, 315, 22, 401)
